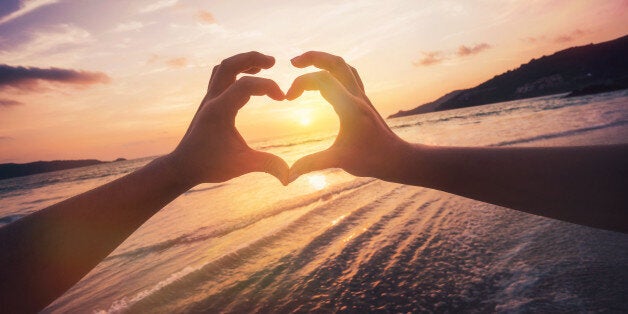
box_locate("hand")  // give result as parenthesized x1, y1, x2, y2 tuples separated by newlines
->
(166, 51, 289, 186)
(286, 51, 410, 183)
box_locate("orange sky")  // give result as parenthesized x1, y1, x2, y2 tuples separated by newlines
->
(0, 0, 626, 163)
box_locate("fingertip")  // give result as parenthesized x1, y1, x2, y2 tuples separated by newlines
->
(290, 56, 307, 68)
(262, 153, 289, 185)
(288, 159, 307, 183)
(287, 171, 300, 184)
(269, 81, 285, 101)
(271, 92, 286, 101)
(285, 86, 300, 100)
(258, 55, 275, 69)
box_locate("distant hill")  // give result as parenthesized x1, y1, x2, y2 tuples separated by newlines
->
(389, 34, 628, 118)
(0, 158, 125, 180)
(388, 89, 465, 118)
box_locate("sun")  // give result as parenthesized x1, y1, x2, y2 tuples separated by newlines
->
(294, 109, 313, 126)
(299, 116, 312, 126)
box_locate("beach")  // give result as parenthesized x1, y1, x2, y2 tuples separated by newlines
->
(1, 90, 627, 313)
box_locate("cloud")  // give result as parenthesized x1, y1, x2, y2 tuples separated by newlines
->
(0, 99, 23, 107)
(0, 24, 92, 64)
(521, 36, 545, 44)
(197, 10, 216, 24)
(0, 0, 59, 25)
(412, 51, 446, 67)
(146, 54, 189, 68)
(457, 43, 491, 56)
(0, 136, 15, 141)
(140, 0, 178, 14)
(165, 57, 187, 68)
(414, 42, 492, 67)
(112, 21, 144, 33)
(522, 29, 588, 45)
(554, 29, 586, 43)
(0, 64, 110, 90)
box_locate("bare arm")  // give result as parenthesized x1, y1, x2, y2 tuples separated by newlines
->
(286, 51, 628, 233)
(0, 51, 288, 313)
(389, 144, 628, 232)
(0, 156, 192, 313)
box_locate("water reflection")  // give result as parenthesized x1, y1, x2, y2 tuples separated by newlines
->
(307, 174, 328, 190)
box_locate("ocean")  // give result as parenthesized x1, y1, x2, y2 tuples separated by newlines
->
(1, 91, 627, 313)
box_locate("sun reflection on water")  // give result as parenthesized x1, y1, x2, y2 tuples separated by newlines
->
(307, 174, 328, 190)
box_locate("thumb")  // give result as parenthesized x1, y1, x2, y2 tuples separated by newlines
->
(288, 149, 337, 183)
(248, 150, 290, 185)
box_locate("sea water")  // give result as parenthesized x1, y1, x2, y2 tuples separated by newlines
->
(1, 91, 627, 313)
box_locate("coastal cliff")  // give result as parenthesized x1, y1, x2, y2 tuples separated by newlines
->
(389, 34, 628, 118)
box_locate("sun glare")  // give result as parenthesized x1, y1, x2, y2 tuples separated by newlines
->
(299, 116, 312, 126)
(307, 174, 328, 190)
(294, 109, 313, 126)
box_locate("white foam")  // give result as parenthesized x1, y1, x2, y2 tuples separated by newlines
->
(94, 265, 200, 314)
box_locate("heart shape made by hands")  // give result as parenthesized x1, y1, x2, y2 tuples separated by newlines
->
(231, 50, 399, 186)
(182, 51, 397, 187)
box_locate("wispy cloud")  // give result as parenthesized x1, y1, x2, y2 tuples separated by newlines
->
(521, 36, 545, 44)
(145, 54, 188, 69)
(140, 0, 178, 14)
(521, 29, 588, 45)
(197, 10, 216, 24)
(457, 43, 491, 56)
(413, 51, 445, 67)
(165, 57, 187, 68)
(0, 24, 92, 64)
(0, 0, 58, 25)
(414, 42, 491, 67)
(112, 21, 145, 33)
(0, 99, 23, 107)
(0, 64, 110, 90)
(553, 29, 586, 43)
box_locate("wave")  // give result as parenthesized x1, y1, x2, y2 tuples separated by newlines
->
(491, 120, 628, 146)
(0, 214, 26, 225)
(97, 179, 400, 313)
(20, 196, 64, 205)
(104, 179, 377, 261)
(143, 188, 438, 313)
(253, 135, 335, 150)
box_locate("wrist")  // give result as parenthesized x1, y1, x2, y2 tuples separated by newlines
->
(379, 140, 430, 185)
(155, 152, 200, 189)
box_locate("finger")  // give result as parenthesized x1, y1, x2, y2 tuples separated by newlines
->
(221, 76, 285, 112)
(288, 149, 337, 183)
(243, 67, 261, 74)
(348, 66, 389, 126)
(349, 66, 365, 92)
(210, 65, 219, 82)
(291, 51, 362, 95)
(247, 150, 290, 185)
(285, 71, 355, 116)
(208, 51, 275, 97)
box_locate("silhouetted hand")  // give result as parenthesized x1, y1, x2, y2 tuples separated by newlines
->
(167, 51, 289, 185)
(286, 51, 409, 183)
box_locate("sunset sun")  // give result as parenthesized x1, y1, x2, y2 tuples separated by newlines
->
(294, 109, 313, 126)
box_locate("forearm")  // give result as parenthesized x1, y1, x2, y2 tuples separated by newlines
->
(385, 142, 628, 233)
(0, 154, 194, 313)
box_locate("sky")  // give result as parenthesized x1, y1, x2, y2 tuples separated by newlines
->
(0, 0, 626, 163)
